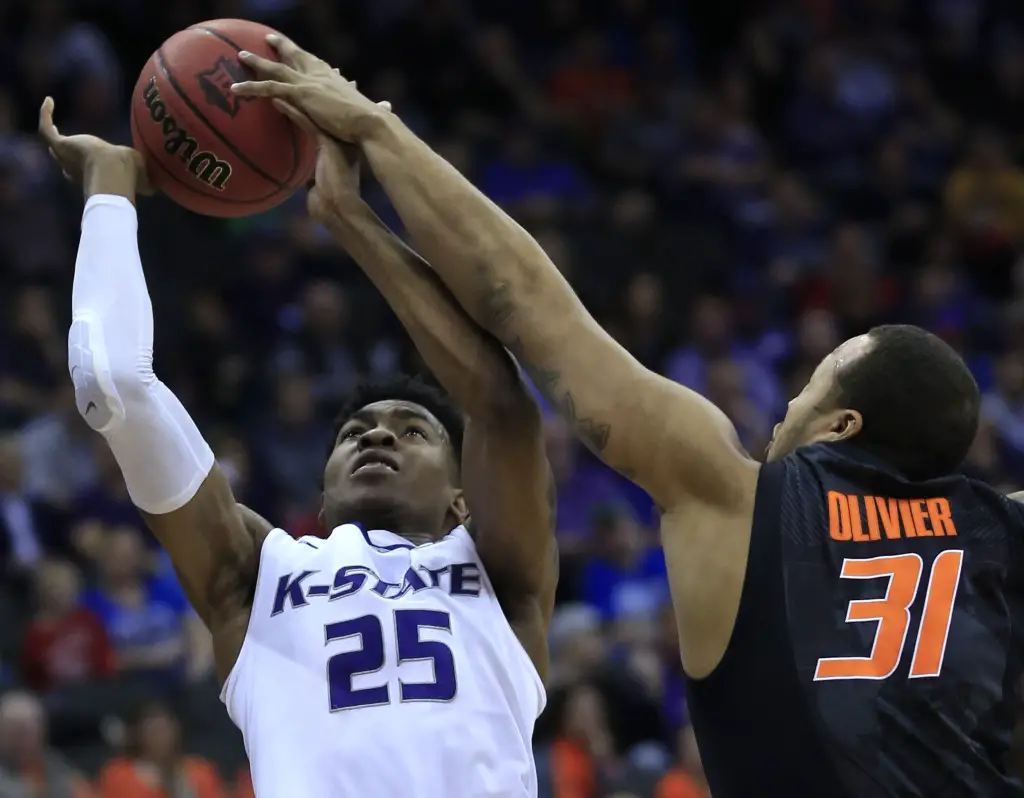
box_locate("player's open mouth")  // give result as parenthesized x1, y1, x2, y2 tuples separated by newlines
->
(351, 452, 400, 475)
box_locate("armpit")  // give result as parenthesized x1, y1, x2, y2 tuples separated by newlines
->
(236, 503, 274, 540)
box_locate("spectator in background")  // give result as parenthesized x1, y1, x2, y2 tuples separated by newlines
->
(962, 419, 1010, 488)
(581, 503, 667, 624)
(79, 529, 200, 686)
(803, 222, 894, 335)
(549, 604, 608, 688)
(703, 357, 773, 455)
(982, 353, 1024, 478)
(179, 291, 253, 427)
(654, 727, 708, 798)
(70, 442, 145, 569)
(617, 272, 669, 370)
(784, 44, 858, 184)
(545, 416, 635, 554)
(906, 233, 973, 346)
(0, 286, 63, 428)
(541, 683, 616, 798)
(946, 130, 1024, 297)
(755, 172, 828, 290)
(550, 29, 634, 131)
(674, 89, 768, 227)
(985, 43, 1024, 155)
(0, 433, 65, 582)
(479, 127, 590, 222)
(779, 308, 841, 400)
(664, 294, 782, 423)
(21, 559, 115, 693)
(0, 690, 92, 798)
(275, 280, 358, 408)
(98, 701, 223, 798)
(255, 371, 331, 522)
(19, 384, 100, 508)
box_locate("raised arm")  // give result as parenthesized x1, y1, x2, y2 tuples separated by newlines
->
(41, 99, 267, 678)
(304, 137, 557, 670)
(233, 40, 758, 513)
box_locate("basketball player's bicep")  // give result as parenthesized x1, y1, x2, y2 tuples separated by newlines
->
(462, 410, 558, 621)
(141, 466, 265, 627)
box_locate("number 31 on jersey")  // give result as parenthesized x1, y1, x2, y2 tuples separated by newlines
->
(814, 550, 964, 681)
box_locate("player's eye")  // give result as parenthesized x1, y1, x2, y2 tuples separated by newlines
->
(340, 427, 362, 441)
(404, 427, 427, 439)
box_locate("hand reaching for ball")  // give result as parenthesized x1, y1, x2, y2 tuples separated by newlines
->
(272, 93, 391, 226)
(231, 34, 391, 144)
(38, 97, 152, 199)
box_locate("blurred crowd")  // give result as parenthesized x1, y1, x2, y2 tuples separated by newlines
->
(2, 0, 1024, 796)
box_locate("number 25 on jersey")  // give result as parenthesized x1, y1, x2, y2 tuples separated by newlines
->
(814, 550, 964, 681)
(326, 609, 457, 710)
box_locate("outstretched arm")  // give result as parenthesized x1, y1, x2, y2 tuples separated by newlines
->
(42, 99, 267, 677)
(231, 39, 758, 512)
(358, 116, 756, 510)
(308, 141, 557, 673)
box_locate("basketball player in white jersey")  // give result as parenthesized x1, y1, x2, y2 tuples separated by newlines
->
(39, 96, 557, 798)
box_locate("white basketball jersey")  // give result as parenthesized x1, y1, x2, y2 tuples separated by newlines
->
(221, 524, 546, 798)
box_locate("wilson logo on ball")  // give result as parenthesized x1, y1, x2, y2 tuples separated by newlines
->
(142, 76, 233, 191)
(197, 56, 255, 118)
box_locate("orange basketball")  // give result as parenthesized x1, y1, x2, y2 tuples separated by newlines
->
(130, 19, 316, 218)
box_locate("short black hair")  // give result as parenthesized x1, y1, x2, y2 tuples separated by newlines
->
(328, 374, 465, 464)
(835, 325, 979, 481)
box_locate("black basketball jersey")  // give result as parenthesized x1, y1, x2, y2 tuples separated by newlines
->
(686, 441, 1024, 798)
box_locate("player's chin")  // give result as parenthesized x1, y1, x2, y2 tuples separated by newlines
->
(341, 469, 405, 502)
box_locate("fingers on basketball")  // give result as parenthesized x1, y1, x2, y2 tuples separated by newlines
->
(271, 99, 316, 136)
(231, 78, 294, 99)
(238, 50, 293, 83)
(266, 33, 307, 70)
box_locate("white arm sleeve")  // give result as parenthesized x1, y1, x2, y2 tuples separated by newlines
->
(69, 194, 215, 515)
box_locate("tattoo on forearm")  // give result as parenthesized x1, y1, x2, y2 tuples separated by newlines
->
(480, 269, 612, 453)
(482, 280, 518, 331)
(526, 361, 610, 452)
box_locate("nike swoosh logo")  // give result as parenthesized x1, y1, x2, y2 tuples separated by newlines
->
(85, 401, 96, 414)
(70, 365, 79, 379)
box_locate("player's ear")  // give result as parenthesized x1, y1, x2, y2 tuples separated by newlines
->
(450, 490, 468, 524)
(828, 408, 863, 442)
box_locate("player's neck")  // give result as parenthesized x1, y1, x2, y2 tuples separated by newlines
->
(326, 504, 446, 545)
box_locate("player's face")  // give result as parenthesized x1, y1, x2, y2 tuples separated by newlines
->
(765, 335, 870, 462)
(321, 400, 463, 536)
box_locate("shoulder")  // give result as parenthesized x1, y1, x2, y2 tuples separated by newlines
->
(248, 527, 334, 583)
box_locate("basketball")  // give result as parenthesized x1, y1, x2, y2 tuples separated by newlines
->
(130, 19, 317, 218)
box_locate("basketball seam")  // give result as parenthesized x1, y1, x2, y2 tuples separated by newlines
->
(155, 47, 288, 190)
(190, 24, 303, 187)
(131, 105, 287, 205)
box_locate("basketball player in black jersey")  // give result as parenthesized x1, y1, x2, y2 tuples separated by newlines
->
(234, 37, 1024, 798)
